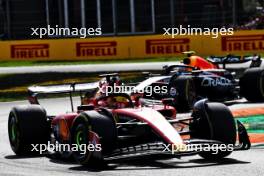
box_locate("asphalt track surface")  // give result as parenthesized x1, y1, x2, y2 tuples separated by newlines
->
(0, 61, 257, 74)
(0, 98, 264, 176)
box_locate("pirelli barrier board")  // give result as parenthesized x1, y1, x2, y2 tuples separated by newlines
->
(0, 30, 263, 61)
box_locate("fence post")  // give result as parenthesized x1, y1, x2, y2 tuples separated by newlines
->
(63, 0, 69, 27)
(6, 0, 11, 39)
(80, 0, 86, 27)
(151, 0, 155, 33)
(45, 0, 50, 26)
(96, 0, 102, 29)
(130, 0, 135, 33)
(112, 0, 117, 35)
(170, 0, 175, 28)
(232, 0, 237, 26)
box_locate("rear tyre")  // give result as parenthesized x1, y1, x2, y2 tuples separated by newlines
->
(8, 105, 49, 155)
(240, 68, 264, 102)
(168, 75, 196, 112)
(190, 101, 236, 160)
(71, 110, 116, 166)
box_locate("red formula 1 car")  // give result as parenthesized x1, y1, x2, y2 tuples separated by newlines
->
(8, 79, 250, 166)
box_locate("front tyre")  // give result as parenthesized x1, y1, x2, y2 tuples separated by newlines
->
(190, 100, 236, 160)
(71, 118, 98, 165)
(71, 110, 117, 165)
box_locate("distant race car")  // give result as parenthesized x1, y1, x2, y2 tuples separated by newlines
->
(135, 53, 264, 112)
(181, 51, 262, 69)
(8, 81, 250, 166)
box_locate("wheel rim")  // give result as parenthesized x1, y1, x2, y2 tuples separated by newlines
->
(74, 125, 89, 155)
(9, 115, 19, 149)
(11, 121, 17, 141)
(76, 130, 84, 147)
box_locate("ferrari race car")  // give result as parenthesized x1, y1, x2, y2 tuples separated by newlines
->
(8, 82, 250, 166)
(136, 53, 264, 112)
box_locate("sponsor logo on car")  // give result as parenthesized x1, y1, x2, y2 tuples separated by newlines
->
(11, 44, 49, 58)
(76, 41, 117, 57)
(201, 77, 232, 87)
(169, 87, 177, 96)
(145, 38, 190, 55)
(221, 35, 264, 52)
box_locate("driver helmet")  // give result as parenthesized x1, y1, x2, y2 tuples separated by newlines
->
(98, 75, 122, 95)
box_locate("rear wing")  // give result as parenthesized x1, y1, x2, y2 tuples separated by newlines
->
(28, 82, 99, 111)
(207, 55, 261, 69)
(207, 55, 261, 68)
(28, 82, 99, 95)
